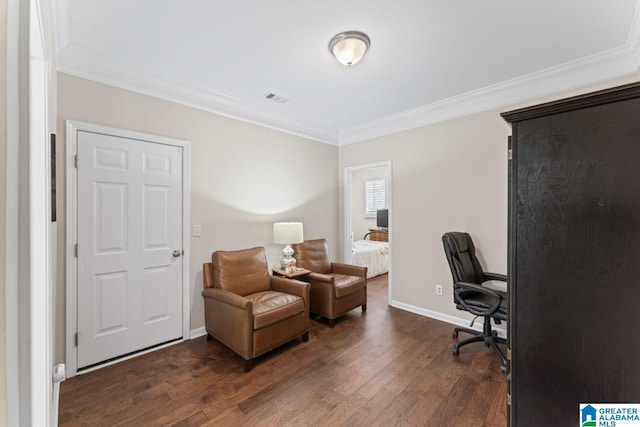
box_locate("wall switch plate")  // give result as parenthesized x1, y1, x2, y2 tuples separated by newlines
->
(193, 225, 202, 237)
(436, 284, 443, 296)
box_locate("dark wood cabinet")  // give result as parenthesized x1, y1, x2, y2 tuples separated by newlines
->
(502, 82, 640, 426)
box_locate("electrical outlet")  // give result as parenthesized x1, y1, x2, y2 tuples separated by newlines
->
(435, 284, 443, 296)
(193, 225, 202, 237)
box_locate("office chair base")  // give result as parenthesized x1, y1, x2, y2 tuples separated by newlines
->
(452, 319, 508, 373)
(452, 326, 480, 339)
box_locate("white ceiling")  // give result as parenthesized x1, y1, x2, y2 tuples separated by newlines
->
(54, 0, 640, 145)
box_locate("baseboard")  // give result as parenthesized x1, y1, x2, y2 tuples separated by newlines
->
(190, 327, 207, 339)
(389, 300, 507, 338)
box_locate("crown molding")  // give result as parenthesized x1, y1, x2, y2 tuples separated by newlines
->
(52, 1, 640, 148)
(627, 0, 640, 55)
(339, 44, 640, 145)
(56, 44, 340, 145)
(50, 0, 69, 54)
(339, 4, 640, 145)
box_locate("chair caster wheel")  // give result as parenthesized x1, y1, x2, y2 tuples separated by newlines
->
(452, 331, 459, 338)
(452, 348, 459, 356)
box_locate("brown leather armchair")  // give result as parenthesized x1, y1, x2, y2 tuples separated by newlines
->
(202, 246, 310, 372)
(293, 239, 367, 327)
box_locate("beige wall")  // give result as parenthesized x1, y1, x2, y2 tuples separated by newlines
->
(340, 110, 510, 317)
(56, 69, 640, 366)
(338, 74, 640, 323)
(56, 73, 339, 363)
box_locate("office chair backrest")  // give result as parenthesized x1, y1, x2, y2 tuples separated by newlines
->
(442, 232, 485, 287)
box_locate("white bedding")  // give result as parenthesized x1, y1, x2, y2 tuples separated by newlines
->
(352, 240, 389, 279)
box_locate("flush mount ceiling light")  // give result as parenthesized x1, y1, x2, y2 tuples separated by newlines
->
(329, 31, 371, 67)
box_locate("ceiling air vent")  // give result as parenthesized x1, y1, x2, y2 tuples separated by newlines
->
(264, 92, 288, 104)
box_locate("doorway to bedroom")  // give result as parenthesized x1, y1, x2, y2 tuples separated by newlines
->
(344, 161, 392, 304)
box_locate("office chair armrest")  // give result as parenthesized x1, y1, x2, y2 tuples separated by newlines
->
(454, 282, 503, 317)
(483, 272, 507, 282)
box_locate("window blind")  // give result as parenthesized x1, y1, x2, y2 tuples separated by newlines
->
(364, 178, 386, 217)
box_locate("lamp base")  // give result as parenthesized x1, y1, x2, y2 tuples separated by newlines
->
(280, 244, 297, 272)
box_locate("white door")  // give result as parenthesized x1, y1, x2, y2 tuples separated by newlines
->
(76, 130, 183, 368)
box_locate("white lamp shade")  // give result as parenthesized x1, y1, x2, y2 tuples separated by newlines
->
(273, 222, 304, 244)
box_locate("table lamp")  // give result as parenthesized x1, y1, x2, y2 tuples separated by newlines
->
(273, 222, 304, 271)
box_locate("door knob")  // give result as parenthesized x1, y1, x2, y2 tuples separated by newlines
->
(172, 250, 182, 258)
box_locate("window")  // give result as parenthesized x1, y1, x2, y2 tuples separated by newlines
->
(364, 178, 387, 217)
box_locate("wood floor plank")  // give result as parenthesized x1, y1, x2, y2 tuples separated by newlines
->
(59, 274, 507, 426)
(341, 386, 398, 426)
(354, 338, 430, 400)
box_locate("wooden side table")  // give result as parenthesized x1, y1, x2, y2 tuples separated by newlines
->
(272, 268, 311, 279)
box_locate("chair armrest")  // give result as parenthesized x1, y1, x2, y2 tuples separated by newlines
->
(201, 287, 251, 310)
(307, 272, 335, 283)
(271, 276, 310, 325)
(331, 262, 367, 278)
(454, 281, 503, 317)
(483, 272, 507, 282)
(201, 287, 253, 359)
(270, 276, 310, 299)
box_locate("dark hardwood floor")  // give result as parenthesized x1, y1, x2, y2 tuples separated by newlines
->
(59, 274, 507, 426)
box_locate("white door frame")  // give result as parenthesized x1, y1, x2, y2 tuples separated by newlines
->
(65, 120, 191, 377)
(29, 0, 52, 422)
(343, 160, 392, 303)
(5, 0, 53, 424)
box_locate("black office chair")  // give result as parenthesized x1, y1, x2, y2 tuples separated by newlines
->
(442, 232, 508, 373)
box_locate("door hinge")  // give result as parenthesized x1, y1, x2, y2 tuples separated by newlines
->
(74, 154, 78, 168)
(508, 149, 512, 160)
(507, 348, 511, 361)
(75, 332, 78, 347)
(507, 393, 512, 406)
(74, 244, 78, 257)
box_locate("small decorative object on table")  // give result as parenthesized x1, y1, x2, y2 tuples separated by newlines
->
(286, 262, 297, 274)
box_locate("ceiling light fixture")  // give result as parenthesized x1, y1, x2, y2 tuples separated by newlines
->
(329, 31, 370, 67)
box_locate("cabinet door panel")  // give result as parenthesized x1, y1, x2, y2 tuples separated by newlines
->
(512, 98, 640, 425)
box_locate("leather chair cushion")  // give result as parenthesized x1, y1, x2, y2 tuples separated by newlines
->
(332, 274, 365, 299)
(293, 239, 332, 274)
(247, 291, 305, 330)
(212, 247, 271, 296)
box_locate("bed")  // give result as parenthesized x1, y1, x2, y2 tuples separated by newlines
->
(352, 239, 389, 279)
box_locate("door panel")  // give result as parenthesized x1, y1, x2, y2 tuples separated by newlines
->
(77, 130, 183, 368)
(143, 266, 171, 322)
(95, 182, 127, 253)
(144, 185, 170, 248)
(94, 271, 128, 335)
